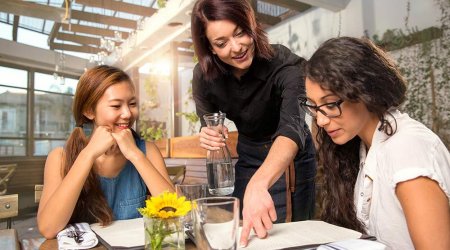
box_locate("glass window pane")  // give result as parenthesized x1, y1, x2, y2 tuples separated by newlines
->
(0, 139, 26, 156)
(34, 139, 66, 156)
(17, 28, 49, 50)
(35, 72, 78, 94)
(0, 87, 27, 137)
(0, 66, 28, 88)
(34, 91, 74, 139)
(0, 22, 12, 40)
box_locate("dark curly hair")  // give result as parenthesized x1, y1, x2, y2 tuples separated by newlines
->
(304, 37, 407, 232)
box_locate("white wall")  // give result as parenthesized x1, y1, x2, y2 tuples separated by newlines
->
(267, 0, 442, 59)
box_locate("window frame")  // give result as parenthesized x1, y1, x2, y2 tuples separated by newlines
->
(0, 61, 79, 158)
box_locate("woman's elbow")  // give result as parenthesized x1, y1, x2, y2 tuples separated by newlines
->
(37, 217, 60, 239)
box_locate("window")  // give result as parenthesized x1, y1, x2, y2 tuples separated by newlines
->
(34, 73, 78, 156)
(0, 65, 79, 157)
(0, 66, 28, 156)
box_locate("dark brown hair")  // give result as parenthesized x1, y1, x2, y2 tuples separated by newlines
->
(304, 37, 406, 232)
(191, 0, 274, 81)
(64, 65, 133, 225)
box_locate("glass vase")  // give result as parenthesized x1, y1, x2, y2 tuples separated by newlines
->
(144, 216, 185, 250)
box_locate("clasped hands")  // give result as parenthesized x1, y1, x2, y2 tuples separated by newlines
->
(84, 126, 140, 160)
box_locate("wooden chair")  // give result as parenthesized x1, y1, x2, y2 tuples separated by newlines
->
(0, 164, 16, 195)
(0, 228, 20, 250)
(167, 165, 186, 185)
(35, 184, 43, 204)
(0, 194, 18, 229)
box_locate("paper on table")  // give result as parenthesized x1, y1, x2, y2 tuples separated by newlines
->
(203, 221, 236, 249)
(239, 220, 362, 250)
(90, 218, 144, 249)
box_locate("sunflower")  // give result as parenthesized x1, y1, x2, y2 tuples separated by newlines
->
(138, 191, 192, 219)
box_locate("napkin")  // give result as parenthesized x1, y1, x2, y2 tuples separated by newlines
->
(317, 239, 388, 250)
(57, 222, 99, 250)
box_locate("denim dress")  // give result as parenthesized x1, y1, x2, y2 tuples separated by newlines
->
(99, 138, 147, 220)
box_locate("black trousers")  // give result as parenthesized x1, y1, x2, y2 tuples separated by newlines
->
(232, 130, 317, 223)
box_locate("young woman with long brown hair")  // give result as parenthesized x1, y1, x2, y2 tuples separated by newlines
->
(302, 37, 450, 249)
(37, 65, 174, 239)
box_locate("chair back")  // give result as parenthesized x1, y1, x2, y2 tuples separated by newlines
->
(0, 164, 16, 195)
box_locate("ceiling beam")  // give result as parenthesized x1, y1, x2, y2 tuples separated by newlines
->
(295, 0, 350, 12)
(0, 0, 65, 21)
(55, 33, 101, 46)
(12, 15, 19, 42)
(71, 10, 137, 30)
(262, 0, 311, 12)
(61, 23, 129, 40)
(256, 12, 281, 26)
(50, 43, 103, 54)
(177, 41, 193, 50)
(48, 23, 61, 46)
(76, 0, 156, 17)
(177, 50, 194, 57)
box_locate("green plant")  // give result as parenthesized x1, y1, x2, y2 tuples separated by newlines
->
(176, 111, 199, 135)
(140, 123, 167, 142)
(374, 0, 450, 148)
(157, 0, 167, 9)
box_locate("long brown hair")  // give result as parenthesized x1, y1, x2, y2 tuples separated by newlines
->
(191, 0, 274, 81)
(64, 65, 133, 225)
(304, 37, 406, 232)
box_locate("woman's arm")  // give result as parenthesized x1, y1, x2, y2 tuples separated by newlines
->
(111, 129, 174, 195)
(37, 126, 115, 239)
(396, 176, 450, 250)
(239, 135, 298, 247)
(37, 147, 96, 239)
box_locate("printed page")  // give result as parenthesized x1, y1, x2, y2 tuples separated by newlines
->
(239, 220, 362, 249)
(91, 218, 144, 248)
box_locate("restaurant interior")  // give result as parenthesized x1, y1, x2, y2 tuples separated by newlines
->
(0, 0, 448, 249)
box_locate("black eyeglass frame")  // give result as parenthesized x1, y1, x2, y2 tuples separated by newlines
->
(299, 99, 344, 118)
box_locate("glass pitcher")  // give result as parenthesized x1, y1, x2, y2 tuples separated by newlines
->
(203, 113, 235, 196)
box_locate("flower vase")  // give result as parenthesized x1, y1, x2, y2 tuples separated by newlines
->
(144, 216, 185, 250)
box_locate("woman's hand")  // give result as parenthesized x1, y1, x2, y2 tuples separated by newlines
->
(111, 128, 142, 160)
(84, 126, 115, 159)
(199, 125, 229, 150)
(239, 180, 277, 247)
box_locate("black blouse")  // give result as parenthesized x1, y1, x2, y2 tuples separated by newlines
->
(192, 44, 308, 149)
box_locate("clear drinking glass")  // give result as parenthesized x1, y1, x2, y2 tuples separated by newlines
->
(203, 113, 235, 196)
(192, 197, 240, 250)
(175, 183, 208, 231)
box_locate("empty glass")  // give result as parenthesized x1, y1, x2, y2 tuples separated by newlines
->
(192, 197, 239, 250)
(175, 183, 208, 231)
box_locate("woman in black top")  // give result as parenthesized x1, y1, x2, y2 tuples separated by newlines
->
(191, 0, 316, 246)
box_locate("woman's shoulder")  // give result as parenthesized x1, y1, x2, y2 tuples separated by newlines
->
(381, 112, 447, 163)
(47, 146, 65, 161)
(270, 44, 305, 65)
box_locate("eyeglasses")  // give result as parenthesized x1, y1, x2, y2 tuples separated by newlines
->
(299, 99, 344, 118)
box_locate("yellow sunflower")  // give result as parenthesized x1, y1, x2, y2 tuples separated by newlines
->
(138, 191, 192, 219)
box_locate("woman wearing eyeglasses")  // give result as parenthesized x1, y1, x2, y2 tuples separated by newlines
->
(301, 36, 450, 249)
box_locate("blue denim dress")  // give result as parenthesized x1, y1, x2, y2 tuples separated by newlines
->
(99, 138, 147, 220)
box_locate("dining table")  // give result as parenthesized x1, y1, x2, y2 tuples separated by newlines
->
(39, 237, 197, 250)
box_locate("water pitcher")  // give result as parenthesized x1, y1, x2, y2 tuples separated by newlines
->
(203, 113, 235, 196)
